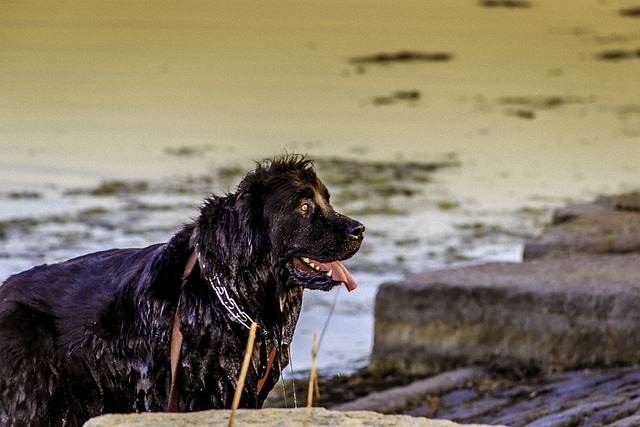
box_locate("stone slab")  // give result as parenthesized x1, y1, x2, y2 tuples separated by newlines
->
(524, 192, 640, 260)
(83, 407, 501, 427)
(524, 211, 640, 259)
(370, 253, 640, 375)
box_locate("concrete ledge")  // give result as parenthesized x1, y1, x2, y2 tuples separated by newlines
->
(83, 407, 500, 427)
(370, 254, 640, 375)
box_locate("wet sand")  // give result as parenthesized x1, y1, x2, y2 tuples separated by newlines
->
(2, 0, 640, 374)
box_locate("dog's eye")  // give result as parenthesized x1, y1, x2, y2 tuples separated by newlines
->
(300, 203, 310, 212)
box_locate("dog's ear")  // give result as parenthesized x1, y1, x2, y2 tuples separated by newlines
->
(193, 169, 268, 272)
(233, 177, 266, 265)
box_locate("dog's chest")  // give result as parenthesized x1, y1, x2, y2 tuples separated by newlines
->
(174, 287, 303, 409)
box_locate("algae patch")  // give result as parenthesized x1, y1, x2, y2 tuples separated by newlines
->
(313, 157, 460, 216)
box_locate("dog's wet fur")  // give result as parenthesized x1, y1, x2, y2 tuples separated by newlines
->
(0, 156, 364, 426)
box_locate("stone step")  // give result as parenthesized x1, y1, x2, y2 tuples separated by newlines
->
(370, 253, 640, 375)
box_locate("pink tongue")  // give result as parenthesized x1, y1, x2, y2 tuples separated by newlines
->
(317, 260, 357, 292)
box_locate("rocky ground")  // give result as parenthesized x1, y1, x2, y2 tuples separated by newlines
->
(413, 367, 640, 427)
(268, 366, 640, 427)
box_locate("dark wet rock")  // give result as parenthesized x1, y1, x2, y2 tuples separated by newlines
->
(331, 367, 487, 413)
(610, 416, 640, 427)
(600, 191, 640, 211)
(441, 389, 481, 406)
(551, 202, 611, 224)
(318, 367, 639, 427)
(522, 399, 623, 427)
(319, 366, 640, 426)
(436, 368, 640, 427)
(436, 396, 510, 421)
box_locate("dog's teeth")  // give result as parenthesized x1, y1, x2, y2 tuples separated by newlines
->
(309, 262, 317, 269)
(326, 270, 333, 277)
(302, 257, 310, 263)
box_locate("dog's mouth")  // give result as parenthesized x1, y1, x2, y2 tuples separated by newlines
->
(291, 257, 357, 292)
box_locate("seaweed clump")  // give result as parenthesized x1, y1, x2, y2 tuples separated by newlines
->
(350, 51, 453, 65)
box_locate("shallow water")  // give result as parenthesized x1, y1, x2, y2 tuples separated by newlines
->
(0, 159, 533, 375)
(2, 0, 640, 375)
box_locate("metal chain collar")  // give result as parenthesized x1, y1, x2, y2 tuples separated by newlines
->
(206, 274, 255, 330)
(195, 247, 271, 340)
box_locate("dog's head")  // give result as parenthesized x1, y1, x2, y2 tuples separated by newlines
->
(236, 156, 364, 291)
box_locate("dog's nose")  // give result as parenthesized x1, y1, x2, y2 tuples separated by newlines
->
(348, 221, 365, 238)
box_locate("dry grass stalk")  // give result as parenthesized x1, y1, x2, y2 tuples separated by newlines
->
(228, 322, 258, 427)
(304, 332, 319, 427)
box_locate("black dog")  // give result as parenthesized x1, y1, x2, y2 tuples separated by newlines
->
(0, 156, 364, 427)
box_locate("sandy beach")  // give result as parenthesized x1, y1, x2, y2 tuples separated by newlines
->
(2, 0, 640, 374)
